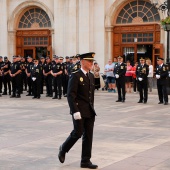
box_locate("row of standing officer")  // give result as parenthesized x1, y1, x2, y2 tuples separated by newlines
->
(0, 54, 81, 98)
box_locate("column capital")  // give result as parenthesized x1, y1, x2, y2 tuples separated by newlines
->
(105, 26, 114, 32)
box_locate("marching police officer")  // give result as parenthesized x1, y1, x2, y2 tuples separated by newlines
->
(9, 56, 22, 98)
(26, 56, 34, 96)
(2, 56, 11, 95)
(114, 56, 126, 102)
(155, 57, 169, 105)
(51, 56, 63, 99)
(43, 57, 53, 97)
(31, 59, 42, 99)
(136, 57, 149, 104)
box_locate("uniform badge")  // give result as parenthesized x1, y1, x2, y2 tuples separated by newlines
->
(80, 77, 83, 82)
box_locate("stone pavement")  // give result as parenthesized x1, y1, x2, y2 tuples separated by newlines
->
(0, 89, 170, 170)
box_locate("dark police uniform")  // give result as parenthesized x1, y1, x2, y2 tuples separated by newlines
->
(51, 60, 63, 99)
(20, 59, 27, 92)
(10, 57, 22, 97)
(26, 58, 34, 96)
(71, 60, 81, 73)
(156, 62, 169, 105)
(31, 62, 42, 99)
(43, 60, 52, 97)
(59, 52, 98, 169)
(114, 61, 126, 102)
(39, 59, 45, 94)
(2, 57, 11, 95)
(136, 63, 149, 103)
(0, 57, 4, 93)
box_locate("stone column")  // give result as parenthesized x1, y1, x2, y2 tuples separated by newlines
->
(0, 0, 8, 56)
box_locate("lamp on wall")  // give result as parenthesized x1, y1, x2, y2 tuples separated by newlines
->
(152, 0, 168, 13)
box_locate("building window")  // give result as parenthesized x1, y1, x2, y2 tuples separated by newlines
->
(24, 37, 48, 46)
(122, 33, 153, 43)
(18, 8, 51, 28)
(116, 0, 160, 24)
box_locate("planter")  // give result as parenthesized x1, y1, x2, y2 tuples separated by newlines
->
(162, 24, 170, 31)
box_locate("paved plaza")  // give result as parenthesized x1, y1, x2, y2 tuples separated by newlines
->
(0, 89, 170, 170)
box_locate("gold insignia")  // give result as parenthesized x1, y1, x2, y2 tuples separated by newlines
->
(92, 54, 95, 57)
(80, 77, 83, 82)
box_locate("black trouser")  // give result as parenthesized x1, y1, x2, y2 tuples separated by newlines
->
(132, 77, 137, 92)
(27, 77, 32, 95)
(45, 75, 52, 95)
(32, 79, 41, 98)
(116, 77, 125, 100)
(53, 76, 62, 97)
(0, 76, 3, 93)
(11, 74, 21, 96)
(62, 75, 67, 95)
(137, 80, 148, 102)
(3, 74, 11, 94)
(157, 82, 168, 103)
(21, 71, 27, 91)
(62, 116, 95, 163)
(40, 75, 44, 94)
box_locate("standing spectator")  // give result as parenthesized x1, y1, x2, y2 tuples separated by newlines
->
(125, 60, 132, 93)
(136, 58, 149, 104)
(104, 59, 116, 92)
(155, 57, 169, 105)
(91, 62, 100, 90)
(131, 61, 138, 93)
(146, 59, 153, 93)
(114, 56, 126, 102)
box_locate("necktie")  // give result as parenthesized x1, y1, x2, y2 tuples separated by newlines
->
(159, 65, 162, 68)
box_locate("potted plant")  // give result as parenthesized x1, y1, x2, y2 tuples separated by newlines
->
(160, 16, 170, 31)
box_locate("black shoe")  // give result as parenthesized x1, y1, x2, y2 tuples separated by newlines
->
(37, 97, 40, 99)
(46, 94, 50, 97)
(81, 162, 98, 169)
(64, 94, 67, 97)
(122, 100, 125, 103)
(158, 102, 163, 104)
(116, 100, 122, 102)
(32, 96, 37, 99)
(2, 92, 7, 95)
(52, 96, 58, 99)
(9, 92, 11, 95)
(49, 95, 53, 97)
(10, 95, 16, 98)
(16, 95, 21, 98)
(143, 101, 147, 104)
(58, 146, 66, 163)
(138, 100, 143, 103)
(164, 102, 168, 105)
(26, 94, 31, 96)
(58, 96, 61, 100)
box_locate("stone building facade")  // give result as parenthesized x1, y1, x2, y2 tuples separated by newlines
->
(0, 0, 168, 71)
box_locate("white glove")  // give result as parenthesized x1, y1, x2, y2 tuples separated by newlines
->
(73, 112, 82, 120)
(138, 77, 143, 81)
(156, 75, 160, 79)
(169, 74, 170, 77)
(32, 77, 36, 81)
(115, 74, 119, 78)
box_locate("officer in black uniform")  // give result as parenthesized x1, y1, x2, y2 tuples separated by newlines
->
(43, 56, 53, 97)
(26, 56, 34, 96)
(2, 56, 11, 95)
(51, 56, 63, 99)
(9, 56, 22, 98)
(155, 57, 169, 105)
(64, 56, 71, 96)
(31, 59, 42, 99)
(39, 56, 46, 94)
(114, 56, 126, 102)
(58, 52, 98, 169)
(0, 56, 4, 94)
(71, 55, 81, 73)
(20, 57, 27, 92)
(136, 57, 149, 104)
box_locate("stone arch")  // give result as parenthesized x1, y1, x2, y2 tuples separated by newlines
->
(105, 0, 165, 27)
(8, 0, 54, 31)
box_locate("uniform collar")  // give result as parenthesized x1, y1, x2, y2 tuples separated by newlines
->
(81, 68, 88, 76)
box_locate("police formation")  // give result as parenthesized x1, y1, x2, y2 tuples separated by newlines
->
(0, 55, 81, 99)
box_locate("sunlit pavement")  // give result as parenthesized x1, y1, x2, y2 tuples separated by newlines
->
(0, 89, 170, 170)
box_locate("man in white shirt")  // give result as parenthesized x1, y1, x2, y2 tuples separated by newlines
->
(146, 59, 153, 92)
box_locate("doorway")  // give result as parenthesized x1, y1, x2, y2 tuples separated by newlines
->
(35, 47, 47, 59)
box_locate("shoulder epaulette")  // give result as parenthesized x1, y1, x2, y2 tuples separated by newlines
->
(72, 70, 79, 74)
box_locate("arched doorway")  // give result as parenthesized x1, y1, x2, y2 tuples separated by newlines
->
(113, 0, 162, 68)
(16, 7, 52, 59)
